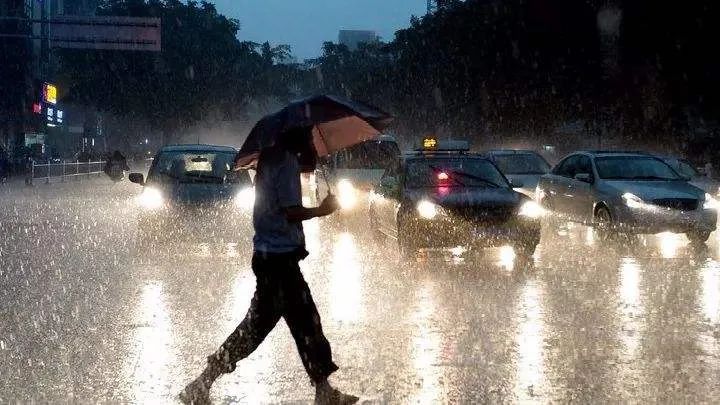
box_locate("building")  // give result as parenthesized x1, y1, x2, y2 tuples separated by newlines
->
(338, 30, 377, 51)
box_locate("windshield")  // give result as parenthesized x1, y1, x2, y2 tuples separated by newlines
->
(335, 140, 400, 170)
(492, 153, 550, 175)
(596, 157, 681, 180)
(406, 158, 509, 188)
(148, 151, 249, 184)
(673, 160, 700, 178)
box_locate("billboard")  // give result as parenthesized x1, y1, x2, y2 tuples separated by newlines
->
(43, 83, 57, 105)
(49, 16, 161, 51)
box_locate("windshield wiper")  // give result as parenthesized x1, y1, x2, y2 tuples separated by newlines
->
(429, 165, 502, 188)
(449, 169, 501, 187)
(183, 172, 224, 183)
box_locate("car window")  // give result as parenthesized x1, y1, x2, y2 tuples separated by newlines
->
(553, 155, 581, 178)
(595, 156, 681, 180)
(405, 158, 509, 188)
(149, 150, 249, 184)
(492, 153, 551, 175)
(576, 156, 593, 176)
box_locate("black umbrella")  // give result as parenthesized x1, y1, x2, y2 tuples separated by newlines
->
(234, 95, 392, 170)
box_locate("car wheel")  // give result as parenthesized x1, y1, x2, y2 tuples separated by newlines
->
(687, 230, 711, 245)
(594, 206, 615, 241)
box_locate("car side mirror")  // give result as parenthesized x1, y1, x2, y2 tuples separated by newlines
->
(510, 179, 524, 188)
(128, 173, 145, 185)
(574, 173, 593, 183)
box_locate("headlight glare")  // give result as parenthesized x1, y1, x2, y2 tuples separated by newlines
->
(417, 200, 439, 219)
(703, 193, 718, 210)
(337, 178, 357, 210)
(518, 201, 545, 218)
(623, 192, 646, 209)
(137, 187, 164, 210)
(235, 187, 255, 210)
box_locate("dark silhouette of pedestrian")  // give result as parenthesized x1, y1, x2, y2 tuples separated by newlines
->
(104, 150, 130, 180)
(180, 127, 358, 405)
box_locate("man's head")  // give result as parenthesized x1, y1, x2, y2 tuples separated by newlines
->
(280, 126, 317, 172)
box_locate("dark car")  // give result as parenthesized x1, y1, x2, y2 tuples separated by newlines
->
(368, 139, 543, 258)
(128, 144, 254, 241)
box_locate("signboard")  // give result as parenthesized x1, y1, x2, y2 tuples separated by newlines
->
(46, 107, 64, 126)
(43, 83, 57, 105)
(24, 132, 46, 146)
(49, 16, 161, 51)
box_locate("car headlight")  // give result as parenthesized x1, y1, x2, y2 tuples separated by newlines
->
(518, 200, 545, 218)
(703, 193, 718, 210)
(137, 187, 164, 210)
(623, 192, 649, 209)
(417, 200, 439, 219)
(235, 187, 255, 210)
(337, 178, 357, 210)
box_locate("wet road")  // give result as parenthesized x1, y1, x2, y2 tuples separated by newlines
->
(1, 179, 720, 403)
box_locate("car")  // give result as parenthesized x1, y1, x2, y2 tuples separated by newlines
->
(484, 149, 551, 198)
(128, 144, 254, 241)
(315, 135, 401, 213)
(660, 156, 720, 197)
(537, 151, 718, 244)
(368, 138, 543, 258)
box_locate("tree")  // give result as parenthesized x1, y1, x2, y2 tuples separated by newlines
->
(56, 0, 298, 143)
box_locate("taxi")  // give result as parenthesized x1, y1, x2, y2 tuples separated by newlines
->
(368, 138, 543, 258)
(128, 144, 254, 241)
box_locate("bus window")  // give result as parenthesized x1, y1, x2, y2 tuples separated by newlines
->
(334, 140, 400, 170)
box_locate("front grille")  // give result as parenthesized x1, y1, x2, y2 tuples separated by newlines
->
(652, 198, 698, 211)
(448, 206, 515, 224)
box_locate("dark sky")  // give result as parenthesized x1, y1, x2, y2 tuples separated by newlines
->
(211, 0, 427, 59)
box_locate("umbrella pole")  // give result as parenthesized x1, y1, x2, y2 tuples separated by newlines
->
(316, 125, 333, 196)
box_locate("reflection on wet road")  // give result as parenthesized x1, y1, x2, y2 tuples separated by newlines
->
(2, 181, 720, 402)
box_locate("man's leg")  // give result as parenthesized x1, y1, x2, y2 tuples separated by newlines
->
(281, 260, 338, 382)
(180, 256, 283, 404)
(280, 260, 357, 404)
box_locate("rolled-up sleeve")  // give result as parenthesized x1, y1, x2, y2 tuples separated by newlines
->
(276, 153, 303, 208)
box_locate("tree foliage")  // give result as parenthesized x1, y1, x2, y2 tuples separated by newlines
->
(56, 0, 302, 139)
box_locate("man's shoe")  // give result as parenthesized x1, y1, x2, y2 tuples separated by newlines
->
(315, 386, 359, 405)
(178, 377, 211, 405)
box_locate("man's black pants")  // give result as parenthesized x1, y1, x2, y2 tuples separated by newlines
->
(209, 251, 338, 383)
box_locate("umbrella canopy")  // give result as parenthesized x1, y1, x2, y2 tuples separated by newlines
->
(234, 95, 392, 169)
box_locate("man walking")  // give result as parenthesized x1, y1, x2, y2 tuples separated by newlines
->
(180, 128, 358, 405)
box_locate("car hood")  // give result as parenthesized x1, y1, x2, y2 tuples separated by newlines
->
(690, 177, 720, 195)
(157, 182, 240, 205)
(405, 186, 523, 208)
(604, 180, 705, 200)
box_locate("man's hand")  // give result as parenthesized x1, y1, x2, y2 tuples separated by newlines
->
(284, 194, 339, 222)
(318, 194, 340, 216)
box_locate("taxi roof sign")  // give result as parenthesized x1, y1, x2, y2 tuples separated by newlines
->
(423, 137, 438, 149)
(417, 138, 470, 152)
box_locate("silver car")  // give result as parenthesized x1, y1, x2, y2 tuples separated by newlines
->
(537, 151, 718, 243)
(485, 149, 551, 198)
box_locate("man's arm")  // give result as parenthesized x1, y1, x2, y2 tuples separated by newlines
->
(284, 195, 339, 223)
